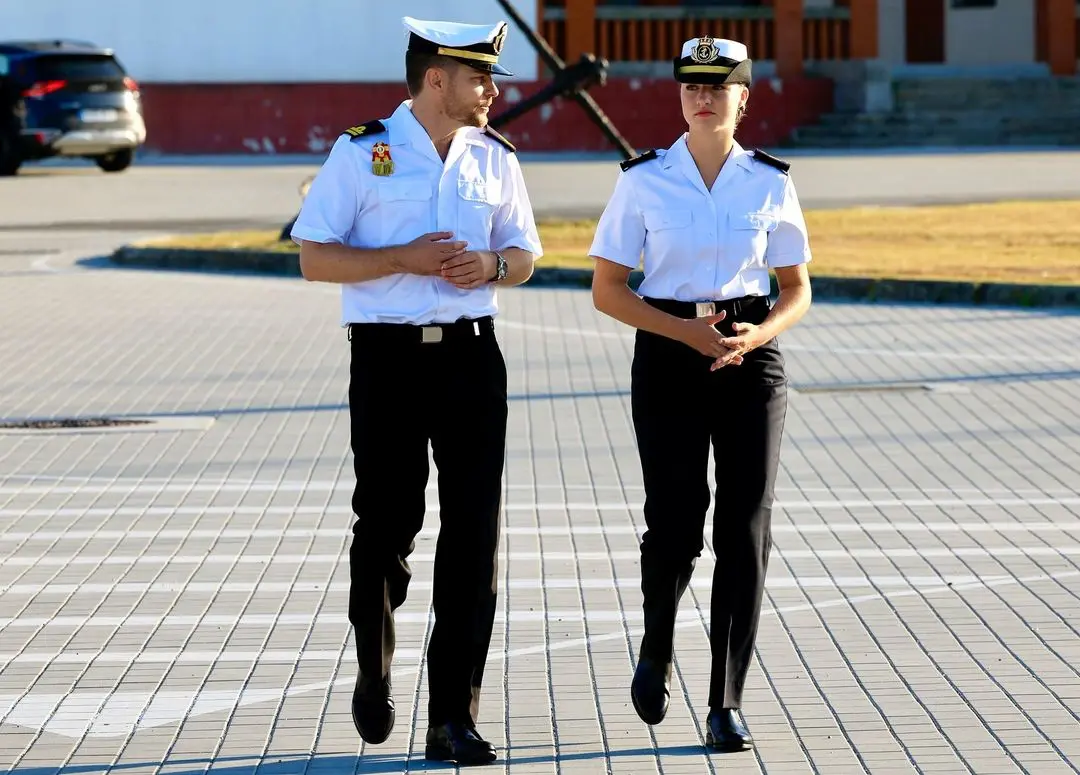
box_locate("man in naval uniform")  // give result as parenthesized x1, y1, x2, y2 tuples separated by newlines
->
(290, 15, 543, 767)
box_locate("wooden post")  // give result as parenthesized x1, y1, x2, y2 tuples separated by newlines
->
(566, 0, 597, 62)
(849, 0, 879, 59)
(1035, 0, 1048, 64)
(1043, 0, 1077, 75)
(773, 0, 805, 78)
(536, 0, 546, 74)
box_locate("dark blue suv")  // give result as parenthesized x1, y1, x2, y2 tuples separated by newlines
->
(0, 39, 146, 175)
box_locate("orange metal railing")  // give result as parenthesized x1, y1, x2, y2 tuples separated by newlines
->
(541, 5, 851, 65)
(803, 9, 851, 61)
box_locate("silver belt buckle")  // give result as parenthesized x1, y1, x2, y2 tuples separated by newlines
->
(695, 302, 716, 318)
(421, 326, 443, 344)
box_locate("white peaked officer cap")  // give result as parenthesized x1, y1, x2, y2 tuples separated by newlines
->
(673, 36, 752, 85)
(402, 16, 513, 76)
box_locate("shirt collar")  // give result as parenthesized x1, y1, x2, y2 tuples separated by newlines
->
(387, 100, 488, 163)
(664, 134, 755, 195)
(731, 140, 757, 174)
(661, 134, 684, 170)
(387, 101, 427, 148)
(663, 135, 752, 171)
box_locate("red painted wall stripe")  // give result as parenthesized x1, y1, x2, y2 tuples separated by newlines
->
(137, 77, 834, 155)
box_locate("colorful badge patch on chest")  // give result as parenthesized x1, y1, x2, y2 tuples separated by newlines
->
(371, 142, 394, 177)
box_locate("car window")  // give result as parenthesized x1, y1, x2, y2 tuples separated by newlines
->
(30, 55, 125, 81)
(0, 55, 8, 76)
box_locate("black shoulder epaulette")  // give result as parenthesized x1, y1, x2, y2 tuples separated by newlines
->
(341, 120, 386, 140)
(483, 127, 516, 153)
(620, 149, 657, 172)
(751, 149, 791, 174)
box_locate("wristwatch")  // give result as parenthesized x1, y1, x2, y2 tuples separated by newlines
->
(491, 251, 508, 282)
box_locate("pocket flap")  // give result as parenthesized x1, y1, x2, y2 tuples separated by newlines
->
(643, 209, 692, 231)
(458, 178, 501, 205)
(736, 211, 780, 230)
(378, 180, 428, 202)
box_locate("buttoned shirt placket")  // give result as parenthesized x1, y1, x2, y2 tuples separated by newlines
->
(674, 139, 741, 300)
(394, 110, 476, 323)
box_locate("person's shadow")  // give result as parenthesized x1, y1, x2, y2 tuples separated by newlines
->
(1, 745, 715, 775)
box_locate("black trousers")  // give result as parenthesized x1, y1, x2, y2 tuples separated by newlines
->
(632, 295, 788, 710)
(347, 316, 508, 727)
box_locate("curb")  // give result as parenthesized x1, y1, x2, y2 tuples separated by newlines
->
(109, 246, 1080, 309)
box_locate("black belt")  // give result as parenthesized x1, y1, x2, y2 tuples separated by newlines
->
(348, 316, 494, 344)
(642, 295, 769, 319)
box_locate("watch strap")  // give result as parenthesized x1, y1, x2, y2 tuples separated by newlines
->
(492, 251, 508, 281)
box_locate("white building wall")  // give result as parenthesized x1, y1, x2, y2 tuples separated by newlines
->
(946, 0, 1034, 66)
(877, 0, 907, 65)
(0, 0, 539, 82)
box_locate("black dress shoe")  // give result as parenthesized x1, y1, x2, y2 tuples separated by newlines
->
(631, 656, 672, 725)
(351, 673, 394, 744)
(425, 722, 497, 766)
(705, 708, 754, 752)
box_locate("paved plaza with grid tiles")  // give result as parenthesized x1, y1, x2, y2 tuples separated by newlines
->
(2, 155, 1080, 774)
(2, 249, 1079, 774)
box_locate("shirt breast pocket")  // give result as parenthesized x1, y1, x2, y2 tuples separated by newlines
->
(642, 209, 691, 259)
(643, 209, 692, 232)
(458, 178, 501, 238)
(375, 180, 431, 243)
(729, 211, 778, 266)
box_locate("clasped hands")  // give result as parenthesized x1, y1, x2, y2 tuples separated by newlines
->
(681, 310, 764, 371)
(396, 231, 495, 289)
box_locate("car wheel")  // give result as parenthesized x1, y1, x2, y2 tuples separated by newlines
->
(0, 134, 21, 176)
(95, 148, 134, 173)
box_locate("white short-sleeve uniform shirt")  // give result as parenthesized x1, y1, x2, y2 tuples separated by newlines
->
(588, 136, 811, 302)
(291, 100, 543, 326)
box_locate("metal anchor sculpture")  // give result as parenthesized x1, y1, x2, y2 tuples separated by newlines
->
(486, 0, 636, 159)
(281, 0, 635, 240)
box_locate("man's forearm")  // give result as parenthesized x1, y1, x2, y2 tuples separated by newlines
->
(496, 247, 536, 287)
(298, 241, 402, 284)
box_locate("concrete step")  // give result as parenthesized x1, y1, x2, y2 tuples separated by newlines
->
(791, 120, 1080, 137)
(784, 76, 1080, 149)
(785, 138, 1080, 149)
(892, 78, 1080, 110)
(895, 96, 1080, 112)
(894, 84, 1080, 103)
(893, 76, 1080, 95)
(785, 128, 1080, 148)
(814, 111, 1080, 129)
(898, 97, 1080, 112)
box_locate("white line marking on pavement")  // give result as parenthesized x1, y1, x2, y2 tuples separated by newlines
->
(3, 476, 1076, 498)
(4, 544, 1080, 570)
(0, 689, 293, 738)
(497, 320, 1080, 366)
(0, 649, 421, 666)
(3, 521, 1078, 545)
(0, 574, 1020, 598)
(783, 342, 1080, 367)
(28, 252, 74, 274)
(4, 569, 1075, 739)
(501, 321, 629, 340)
(2, 496, 1078, 513)
(29, 256, 58, 273)
(0, 506, 333, 517)
(0, 610, 680, 630)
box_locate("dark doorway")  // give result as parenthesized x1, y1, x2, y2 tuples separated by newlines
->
(906, 0, 946, 62)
